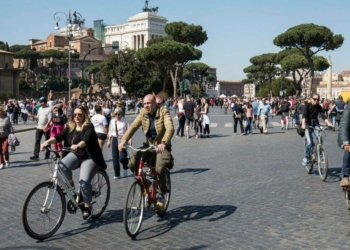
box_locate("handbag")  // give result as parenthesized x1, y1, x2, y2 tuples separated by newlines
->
(177, 111, 183, 117)
(8, 133, 20, 146)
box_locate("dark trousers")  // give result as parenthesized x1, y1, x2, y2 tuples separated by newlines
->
(34, 129, 50, 158)
(22, 113, 28, 122)
(13, 112, 18, 124)
(342, 151, 350, 176)
(111, 137, 128, 177)
(176, 115, 185, 136)
(234, 117, 244, 133)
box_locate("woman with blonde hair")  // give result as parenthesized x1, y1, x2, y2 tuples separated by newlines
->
(107, 107, 131, 179)
(0, 106, 12, 169)
(40, 106, 107, 220)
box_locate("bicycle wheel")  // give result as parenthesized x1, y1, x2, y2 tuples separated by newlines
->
(22, 181, 66, 240)
(317, 145, 328, 181)
(91, 170, 110, 219)
(124, 180, 144, 238)
(156, 169, 171, 217)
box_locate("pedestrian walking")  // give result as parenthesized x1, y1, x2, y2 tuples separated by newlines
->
(0, 106, 12, 169)
(258, 98, 271, 135)
(91, 106, 108, 150)
(233, 98, 244, 135)
(29, 97, 51, 161)
(107, 107, 131, 179)
(183, 95, 196, 138)
(244, 102, 253, 135)
(176, 99, 185, 137)
(201, 98, 210, 138)
(193, 99, 202, 138)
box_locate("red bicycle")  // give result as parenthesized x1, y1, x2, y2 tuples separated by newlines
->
(123, 145, 171, 238)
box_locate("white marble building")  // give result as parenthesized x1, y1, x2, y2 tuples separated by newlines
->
(104, 11, 167, 50)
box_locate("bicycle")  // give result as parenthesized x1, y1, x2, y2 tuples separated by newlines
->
(22, 147, 110, 240)
(123, 144, 171, 238)
(303, 125, 330, 181)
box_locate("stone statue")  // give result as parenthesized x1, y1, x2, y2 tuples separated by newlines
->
(143, 0, 159, 13)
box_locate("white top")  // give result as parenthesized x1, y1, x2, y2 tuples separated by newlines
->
(178, 102, 184, 112)
(108, 117, 129, 138)
(89, 108, 96, 117)
(91, 114, 108, 134)
(47, 100, 55, 108)
(20, 103, 27, 114)
(37, 107, 51, 129)
(103, 108, 111, 116)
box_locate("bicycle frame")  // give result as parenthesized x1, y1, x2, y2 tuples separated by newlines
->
(42, 156, 80, 212)
(137, 154, 158, 204)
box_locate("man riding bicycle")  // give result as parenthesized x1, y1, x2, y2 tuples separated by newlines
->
(118, 94, 174, 197)
(301, 94, 332, 167)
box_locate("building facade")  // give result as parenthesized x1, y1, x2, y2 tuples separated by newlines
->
(0, 50, 19, 98)
(244, 83, 255, 98)
(218, 81, 244, 97)
(101, 9, 167, 50)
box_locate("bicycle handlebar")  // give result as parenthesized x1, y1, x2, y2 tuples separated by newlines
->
(44, 145, 73, 153)
(305, 125, 331, 131)
(124, 144, 156, 152)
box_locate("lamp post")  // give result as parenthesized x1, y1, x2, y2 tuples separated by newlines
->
(54, 11, 85, 101)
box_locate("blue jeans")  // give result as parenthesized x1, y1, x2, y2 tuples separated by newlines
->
(245, 117, 252, 134)
(304, 126, 319, 159)
(342, 151, 350, 176)
(329, 115, 336, 126)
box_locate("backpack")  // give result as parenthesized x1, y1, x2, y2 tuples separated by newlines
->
(323, 101, 329, 109)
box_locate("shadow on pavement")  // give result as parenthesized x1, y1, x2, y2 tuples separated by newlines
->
(322, 167, 342, 182)
(8, 161, 44, 168)
(202, 134, 230, 138)
(40, 209, 124, 242)
(9, 151, 31, 155)
(135, 205, 237, 240)
(171, 168, 210, 175)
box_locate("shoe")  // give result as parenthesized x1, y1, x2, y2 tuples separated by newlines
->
(195, 135, 198, 139)
(4, 160, 9, 168)
(30, 156, 39, 161)
(242, 133, 246, 136)
(281, 127, 284, 130)
(113, 176, 120, 180)
(302, 157, 308, 167)
(123, 170, 128, 177)
(175, 135, 180, 137)
(82, 206, 93, 220)
(0, 164, 3, 170)
(233, 133, 237, 135)
(259, 127, 263, 134)
(340, 177, 350, 187)
(155, 196, 165, 211)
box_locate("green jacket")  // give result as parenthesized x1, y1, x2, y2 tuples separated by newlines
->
(121, 107, 174, 145)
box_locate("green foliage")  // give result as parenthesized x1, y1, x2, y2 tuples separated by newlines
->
(271, 77, 296, 97)
(85, 63, 102, 74)
(10, 44, 30, 52)
(274, 23, 344, 95)
(164, 21, 208, 47)
(0, 41, 5, 50)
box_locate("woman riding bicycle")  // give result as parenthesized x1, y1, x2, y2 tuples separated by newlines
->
(40, 105, 107, 220)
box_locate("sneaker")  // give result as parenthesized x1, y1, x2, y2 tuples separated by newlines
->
(340, 177, 350, 187)
(82, 206, 93, 220)
(4, 160, 9, 168)
(0, 164, 4, 170)
(233, 133, 237, 135)
(281, 127, 284, 130)
(123, 170, 128, 177)
(302, 157, 308, 167)
(113, 176, 120, 180)
(30, 156, 39, 161)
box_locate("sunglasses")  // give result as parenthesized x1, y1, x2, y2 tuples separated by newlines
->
(116, 113, 122, 116)
(313, 98, 319, 101)
(74, 113, 83, 117)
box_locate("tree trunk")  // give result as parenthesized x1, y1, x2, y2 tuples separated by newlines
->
(169, 68, 178, 98)
(307, 58, 315, 97)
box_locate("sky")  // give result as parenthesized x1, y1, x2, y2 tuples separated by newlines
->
(1, 0, 349, 81)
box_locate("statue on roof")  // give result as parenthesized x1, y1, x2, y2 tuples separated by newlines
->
(143, 0, 159, 13)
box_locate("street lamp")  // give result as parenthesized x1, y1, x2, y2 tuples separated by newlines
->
(53, 11, 85, 101)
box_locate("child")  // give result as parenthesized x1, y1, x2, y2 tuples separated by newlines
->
(49, 105, 65, 152)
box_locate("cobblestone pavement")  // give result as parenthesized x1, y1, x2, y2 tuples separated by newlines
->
(0, 107, 347, 249)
